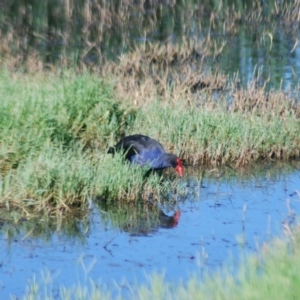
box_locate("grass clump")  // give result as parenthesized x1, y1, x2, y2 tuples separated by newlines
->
(0, 71, 135, 154)
(0, 70, 173, 215)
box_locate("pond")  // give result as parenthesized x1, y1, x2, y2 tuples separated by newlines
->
(1, 162, 300, 298)
(1, 1, 300, 90)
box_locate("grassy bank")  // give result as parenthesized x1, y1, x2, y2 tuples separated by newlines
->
(0, 66, 300, 213)
(0, 69, 185, 216)
(18, 222, 300, 299)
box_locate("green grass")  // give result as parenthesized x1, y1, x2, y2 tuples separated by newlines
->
(131, 101, 300, 165)
(18, 223, 300, 300)
(0, 70, 183, 215)
(0, 69, 300, 214)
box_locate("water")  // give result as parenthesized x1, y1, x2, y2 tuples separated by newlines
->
(1, 1, 300, 90)
(1, 163, 300, 298)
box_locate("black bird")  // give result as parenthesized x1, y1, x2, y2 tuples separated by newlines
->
(108, 134, 184, 177)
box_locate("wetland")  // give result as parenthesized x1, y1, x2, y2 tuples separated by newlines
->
(1, 0, 300, 299)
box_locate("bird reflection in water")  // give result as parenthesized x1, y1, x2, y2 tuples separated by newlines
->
(122, 208, 181, 236)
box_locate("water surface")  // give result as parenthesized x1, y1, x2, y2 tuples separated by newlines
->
(1, 1, 300, 89)
(1, 162, 300, 298)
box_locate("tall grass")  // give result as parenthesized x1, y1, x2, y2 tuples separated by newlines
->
(0, 71, 173, 215)
(130, 98, 300, 165)
(0, 68, 300, 214)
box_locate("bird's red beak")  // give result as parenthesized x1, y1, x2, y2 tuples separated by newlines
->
(175, 158, 184, 177)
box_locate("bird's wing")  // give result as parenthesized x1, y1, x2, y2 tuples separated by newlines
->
(115, 135, 165, 159)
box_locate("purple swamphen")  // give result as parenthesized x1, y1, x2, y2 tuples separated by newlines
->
(108, 134, 184, 177)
